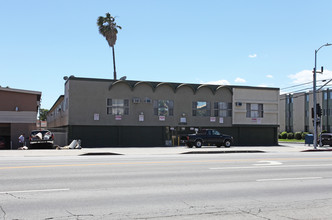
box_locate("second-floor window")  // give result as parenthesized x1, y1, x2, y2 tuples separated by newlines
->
(153, 100, 174, 116)
(306, 94, 309, 102)
(107, 99, 129, 115)
(192, 101, 211, 116)
(214, 102, 232, 117)
(246, 103, 263, 118)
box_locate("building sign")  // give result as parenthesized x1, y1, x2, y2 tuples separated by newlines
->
(180, 117, 186, 123)
(159, 116, 165, 121)
(139, 114, 144, 122)
(115, 115, 122, 120)
(210, 117, 216, 122)
(36, 121, 47, 128)
(219, 117, 224, 124)
(94, 113, 100, 121)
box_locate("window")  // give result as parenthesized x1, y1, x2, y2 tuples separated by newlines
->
(192, 101, 211, 116)
(214, 102, 232, 117)
(153, 100, 174, 116)
(107, 99, 129, 115)
(306, 94, 309, 102)
(212, 130, 220, 135)
(206, 130, 220, 135)
(324, 92, 328, 100)
(246, 103, 263, 118)
(287, 96, 293, 103)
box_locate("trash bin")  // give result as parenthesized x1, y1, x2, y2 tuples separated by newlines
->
(305, 134, 313, 145)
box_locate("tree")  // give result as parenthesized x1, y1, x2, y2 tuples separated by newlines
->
(97, 13, 122, 80)
(39, 109, 49, 121)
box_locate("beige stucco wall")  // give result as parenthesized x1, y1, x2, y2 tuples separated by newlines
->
(66, 79, 234, 127)
(279, 94, 286, 131)
(48, 78, 279, 129)
(292, 93, 305, 132)
(232, 87, 279, 125)
(47, 96, 69, 128)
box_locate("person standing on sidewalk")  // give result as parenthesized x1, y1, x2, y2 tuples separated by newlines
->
(18, 134, 25, 148)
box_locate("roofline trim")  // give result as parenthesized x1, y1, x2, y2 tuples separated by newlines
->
(0, 87, 42, 95)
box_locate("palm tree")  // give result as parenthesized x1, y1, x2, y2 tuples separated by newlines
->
(97, 13, 122, 80)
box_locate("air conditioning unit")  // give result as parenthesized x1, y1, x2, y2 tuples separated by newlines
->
(235, 102, 242, 106)
(132, 97, 141, 104)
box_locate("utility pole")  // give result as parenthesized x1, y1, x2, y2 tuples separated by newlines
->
(313, 43, 331, 149)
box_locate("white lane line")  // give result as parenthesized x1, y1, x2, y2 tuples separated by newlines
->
(0, 188, 70, 194)
(210, 163, 332, 170)
(256, 177, 322, 182)
(253, 160, 283, 166)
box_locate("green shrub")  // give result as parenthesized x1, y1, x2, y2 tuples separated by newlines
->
(280, 131, 287, 139)
(287, 132, 294, 139)
(294, 132, 302, 140)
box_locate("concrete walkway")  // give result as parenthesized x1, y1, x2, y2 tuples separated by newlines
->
(0, 143, 331, 157)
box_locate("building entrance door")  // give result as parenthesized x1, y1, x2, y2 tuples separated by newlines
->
(0, 123, 11, 149)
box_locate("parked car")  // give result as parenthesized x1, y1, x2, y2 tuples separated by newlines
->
(319, 133, 332, 146)
(182, 129, 233, 148)
(29, 130, 54, 148)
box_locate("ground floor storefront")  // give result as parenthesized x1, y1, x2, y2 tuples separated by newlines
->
(0, 123, 36, 149)
(62, 125, 278, 147)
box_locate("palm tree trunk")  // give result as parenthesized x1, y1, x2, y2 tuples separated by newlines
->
(112, 46, 117, 80)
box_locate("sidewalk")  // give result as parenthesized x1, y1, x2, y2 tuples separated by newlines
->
(0, 143, 331, 157)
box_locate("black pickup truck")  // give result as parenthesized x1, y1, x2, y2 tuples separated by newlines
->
(182, 129, 233, 148)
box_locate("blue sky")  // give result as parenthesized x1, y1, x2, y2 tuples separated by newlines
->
(1, 0, 332, 109)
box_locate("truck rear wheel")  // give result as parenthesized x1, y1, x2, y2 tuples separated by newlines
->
(186, 144, 193, 148)
(195, 140, 202, 148)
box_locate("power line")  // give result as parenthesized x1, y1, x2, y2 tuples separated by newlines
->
(281, 78, 332, 91)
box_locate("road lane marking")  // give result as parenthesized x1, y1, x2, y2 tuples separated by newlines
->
(0, 188, 70, 194)
(256, 177, 322, 182)
(1, 157, 332, 170)
(210, 163, 332, 170)
(253, 160, 283, 166)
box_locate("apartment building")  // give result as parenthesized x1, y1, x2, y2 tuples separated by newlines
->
(279, 89, 332, 133)
(0, 87, 41, 149)
(47, 76, 279, 147)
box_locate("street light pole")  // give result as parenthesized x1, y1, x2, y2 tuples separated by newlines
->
(313, 43, 331, 149)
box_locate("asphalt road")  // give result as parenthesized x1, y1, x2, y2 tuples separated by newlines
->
(1, 152, 332, 219)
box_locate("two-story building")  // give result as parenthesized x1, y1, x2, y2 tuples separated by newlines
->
(0, 87, 41, 149)
(47, 76, 279, 147)
(280, 89, 332, 134)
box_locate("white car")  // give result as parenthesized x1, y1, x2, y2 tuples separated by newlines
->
(29, 130, 54, 148)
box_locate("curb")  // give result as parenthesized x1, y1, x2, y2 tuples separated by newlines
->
(181, 150, 265, 154)
(301, 149, 332, 152)
(79, 152, 123, 156)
